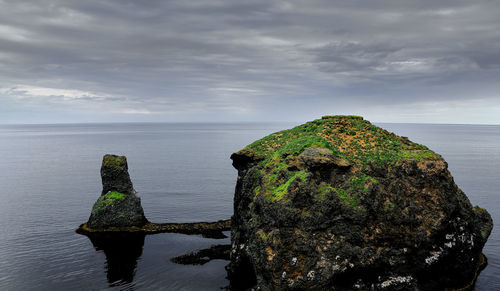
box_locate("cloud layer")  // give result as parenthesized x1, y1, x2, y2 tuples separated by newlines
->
(1, 0, 500, 123)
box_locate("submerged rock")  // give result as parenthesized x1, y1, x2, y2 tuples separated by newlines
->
(228, 115, 493, 290)
(171, 244, 231, 265)
(87, 155, 148, 229)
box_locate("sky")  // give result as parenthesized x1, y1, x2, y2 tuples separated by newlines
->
(1, 0, 500, 124)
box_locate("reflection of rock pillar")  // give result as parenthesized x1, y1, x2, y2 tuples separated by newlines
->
(87, 233, 145, 286)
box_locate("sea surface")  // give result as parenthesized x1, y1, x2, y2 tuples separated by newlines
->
(0, 122, 498, 290)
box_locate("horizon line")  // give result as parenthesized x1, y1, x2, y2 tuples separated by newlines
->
(1, 120, 500, 126)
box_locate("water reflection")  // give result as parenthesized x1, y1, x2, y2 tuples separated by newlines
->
(85, 233, 145, 286)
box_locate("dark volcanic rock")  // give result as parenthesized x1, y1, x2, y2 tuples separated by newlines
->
(101, 154, 135, 195)
(79, 219, 231, 238)
(87, 192, 148, 229)
(171, 244, 231, 265)
(228, 115, 493, 290)
(86, 155, 148, 229)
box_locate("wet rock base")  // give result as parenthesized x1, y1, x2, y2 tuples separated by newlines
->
(77, 219, 231, 239)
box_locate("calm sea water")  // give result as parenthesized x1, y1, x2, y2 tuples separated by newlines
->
(0, 122, 498, 290)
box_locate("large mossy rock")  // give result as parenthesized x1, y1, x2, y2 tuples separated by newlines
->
(228, 116, 493, 290)
(87, 155, 147, 229)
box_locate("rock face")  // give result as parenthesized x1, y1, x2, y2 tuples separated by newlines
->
(228, 116, 493, 290)
(87, 155, 148, 229)
(101, 154, 135, 195)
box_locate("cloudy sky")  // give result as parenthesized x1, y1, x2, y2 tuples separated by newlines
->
(1, 0, 500, 124)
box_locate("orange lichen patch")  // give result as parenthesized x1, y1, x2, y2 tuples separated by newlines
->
(417, 160, 446, 174)
(420, 210, 446, 234)
(282, 254, 306, 279)
(316, 258, 329, 268)
(266, 246, 276, 261)
(363, 227, 376, 241)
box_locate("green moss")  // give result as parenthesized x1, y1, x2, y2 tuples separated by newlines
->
(103, 155, 126, 169)
(266, 171, 307, 202)
(245, 120, 346, 163)
(313, 184, 358, 207)
(334, 188, 358, 207)
(268, 173, 278, 184)
(106, 191, 126, 200)
(258, 230, 270, 240)
(473, 206, 487, 215)
(240, 115, 441, 168)
(334, 188, 349, 200)
(399, 149, 440, 162)
(91, 192, 126, 214)
(349, 174, 378, 192)
(316, 185, 334, 201)
(275, 161, 288, 172)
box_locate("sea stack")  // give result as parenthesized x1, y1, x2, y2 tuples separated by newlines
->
(228, 116, 493, 290)
(86, 154, 148, 229)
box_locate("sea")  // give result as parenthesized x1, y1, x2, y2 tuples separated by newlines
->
(0, 122, 498, 290)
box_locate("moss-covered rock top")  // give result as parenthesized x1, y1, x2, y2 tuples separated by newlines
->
(231, 115, 443, 205)
(240, 115, 440, 167)
(102, 155, 127, 170)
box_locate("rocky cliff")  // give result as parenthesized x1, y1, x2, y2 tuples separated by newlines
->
(228, 115, 493, 290)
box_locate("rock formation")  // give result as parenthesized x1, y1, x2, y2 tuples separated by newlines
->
(228, 116, 493, 290)
(79, 154, 231, 238)
(78, 154, 232, 283)
(100, 154, 135, 195)
(86, 154, 148, 229)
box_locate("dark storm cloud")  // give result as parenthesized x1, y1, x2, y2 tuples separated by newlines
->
(1, 0, 500, 122)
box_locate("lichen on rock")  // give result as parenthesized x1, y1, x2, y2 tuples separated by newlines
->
(228, 115, 493, 290)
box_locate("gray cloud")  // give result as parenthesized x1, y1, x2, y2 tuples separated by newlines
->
(1, 0, 500, 123)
